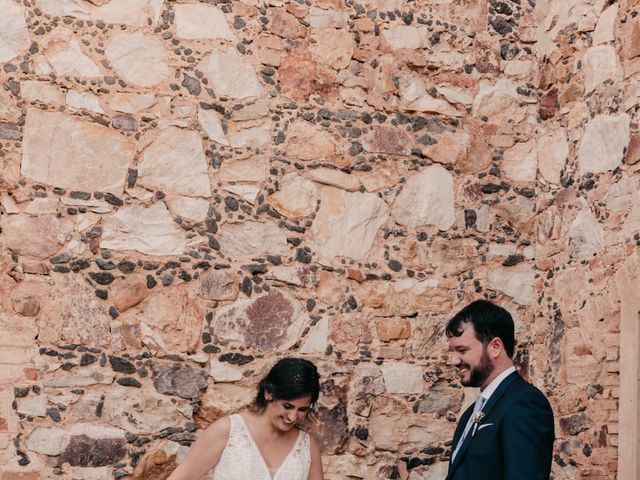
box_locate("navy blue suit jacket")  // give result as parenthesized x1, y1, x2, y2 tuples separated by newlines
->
(446, 372, 554, 480)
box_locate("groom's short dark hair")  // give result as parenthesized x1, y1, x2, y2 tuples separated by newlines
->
(446, 300, 516, 358)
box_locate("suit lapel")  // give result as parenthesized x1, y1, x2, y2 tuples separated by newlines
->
(446, 372, 520, 479)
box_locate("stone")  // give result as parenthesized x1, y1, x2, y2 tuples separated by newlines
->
(1, 214, 73, 259)
(20, 80, 65, 104)
(107, 93, 157, 114)
(227, 122, 272, 149)
(198, 108, 229, 146)
(26, 427, 70, 456)
(119, 288, 203, 354)
(307, 167, 360, 191)
(199, 383, 254, 422)
(423, 130, 470, 166)
(416, 382, 464, 415)
(219, 221, 290, 258)
(398, 70, 462, 116)
(38, 275, 112, 346)
(538, 128, 568, 184)
(0, 88, 17, 119)
(278, 46, 336, 99)
(66, 90, 104, 114)
(472, 79, 519, 119)
(21, 109, 134, 193)
(58, 434, 126, 467)
(271, 8, 300, 38)
(310, 29, 355, 70)
(209, 359, 243, 383)
(42, 29, 101, 77)
(101, 386, 186, 434)
(152, 363, 208, 399)
(219, 157, 267, 183)
(584, 45, 622, 93)
(593, 4, 617, 45)
(568, 205, 604, 259)
(382, 25, 425, 50)
(577, 114, 630, 174)
(311, 186, 389, 261)
(0, 0, 28, 62)
(267, 173, 319, 218)
(106, 33, 170, 88)
(212, 290, 305, 351)
(436, 86, 474, 107)
(559, 412, 590, 435)
(300, 317, 329, 354)
(131, 441, 180, 480)
(362, 126, 413, 156)
(112, 278, 148, 313)
(17, 395, 48, 417)
(369, 396, 409, 451)
(502, 140, 538, 183)
(309, 6, 346, 28)
(625, 133, 640, 165)
(138, 127, 211, 198)
(36, 0, 160, 28)
(44, 371, 114, 388)
(266, 265, 319, 288)
(606, 177, 635, 212)
(488, 265, 534, 305)
(165, 196, 210, 223)
(12, 296, 40, 317)
(198, 49, 262, 99)
(392, 165, 455, 230)
(0, 122, 20, 140)
(230, 99, 270, 122)
(199, 270, 238, 301)
(286, 120, 337, 161)
(174, 4, 235, 41)
(101, 202, 188, 256)
(376, 318, 411, 342)
(381, 362, 423, 394)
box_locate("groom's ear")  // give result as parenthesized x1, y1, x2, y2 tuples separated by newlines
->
(488, 337, 505, 358)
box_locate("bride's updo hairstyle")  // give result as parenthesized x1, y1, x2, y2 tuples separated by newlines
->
(254, 357, 320, 410)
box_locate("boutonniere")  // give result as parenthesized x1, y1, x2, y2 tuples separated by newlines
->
(471, 411, 485, 437)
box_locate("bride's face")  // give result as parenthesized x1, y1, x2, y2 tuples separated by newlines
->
(265, 394, 312, 432)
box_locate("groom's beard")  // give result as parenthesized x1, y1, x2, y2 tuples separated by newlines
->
(461, 349, 493, 388)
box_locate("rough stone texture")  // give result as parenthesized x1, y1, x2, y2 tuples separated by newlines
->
(101, 202, 188, 256)
(0, 0, 29, 63)
(198, 49, 263, 99)
(41, 29, 101, 77)
(1, 214, 73, 259)
(392, 165, 455, 230)
(21, 109, 134, 194)
(267, 173, 319, 218)
(312, 187, 389, 261)
(137, 127, 211, 198)
(174, 4, 235, 41)
(105, 32, 170, 88)
(152, 363, 208, 399)
(212, 290, 304, 351)
(219, 221, 290, 258)
(578, 114, 630, 174)
(1, 2, 636, 478)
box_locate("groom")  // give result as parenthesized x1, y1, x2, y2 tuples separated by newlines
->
(445, 300, 554, 480)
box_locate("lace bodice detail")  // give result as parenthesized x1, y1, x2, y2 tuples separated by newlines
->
(212, 414, 311, 480)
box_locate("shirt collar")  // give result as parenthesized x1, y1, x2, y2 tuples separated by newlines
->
(479, 366, 516, 402)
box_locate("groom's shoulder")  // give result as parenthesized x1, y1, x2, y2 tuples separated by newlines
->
(507, 374, 552, 406)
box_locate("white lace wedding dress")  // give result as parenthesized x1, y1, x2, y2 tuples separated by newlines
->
(212, 414, 311, 480)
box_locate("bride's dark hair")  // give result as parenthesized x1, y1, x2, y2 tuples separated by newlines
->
(253, 357, 320, 410)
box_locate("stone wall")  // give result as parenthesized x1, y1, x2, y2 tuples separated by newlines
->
(0, 0, 637, 478)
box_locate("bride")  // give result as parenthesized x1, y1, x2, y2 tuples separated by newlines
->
(167, 357, 324, 480)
